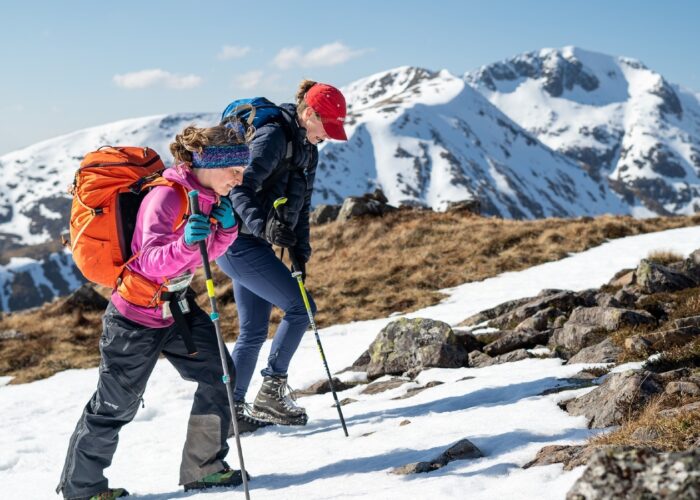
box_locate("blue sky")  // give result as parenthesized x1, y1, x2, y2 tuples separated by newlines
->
(1, 0, 698, 155)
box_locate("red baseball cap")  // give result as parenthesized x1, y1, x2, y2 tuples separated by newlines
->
(305, 83, 348, 141)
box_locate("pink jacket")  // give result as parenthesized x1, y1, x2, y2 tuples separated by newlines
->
(111, 165, 237, 327)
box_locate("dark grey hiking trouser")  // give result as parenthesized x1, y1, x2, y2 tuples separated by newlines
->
(57, 301, 234, 499)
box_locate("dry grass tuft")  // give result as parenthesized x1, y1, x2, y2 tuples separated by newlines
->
(2, 211, 700, 384)
(590, 395, 700, 452)
(646, 249, 685, 266)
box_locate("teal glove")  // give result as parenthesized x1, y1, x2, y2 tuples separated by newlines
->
(184, 213, 211, 246)
(211, 197, 236, 229)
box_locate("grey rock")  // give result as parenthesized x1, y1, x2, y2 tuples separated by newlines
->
(459, 296, 533, 327)
(469, 348, 532, 367)
(391, 438, 483, 475)
(564, 370, 663, 428)
(310, 204, 341, 225)
(523, 444, 596, 471)
(483, 329, 550, 356)
(567, 338, 622, 364)
(515, 307, 562, 331)
(392, 381, 444, 400)
(366, 318, 469, 380)
(635, 258, 697, 294)
(294, 377, 356, 398)
(553, 306, 656, 353)
(62, 284, 108, 312)
(489, 290, 587, 330)
(361, 378, 409, 395)
(658, 401, 700, 418)
(665, 381, 700, 397)
(566, 447, 700, 500)
(337, 190, 396, 223)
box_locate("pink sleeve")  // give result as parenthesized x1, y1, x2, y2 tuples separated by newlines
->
(206, 224, 238, 260)
(136, 186, 199, 277)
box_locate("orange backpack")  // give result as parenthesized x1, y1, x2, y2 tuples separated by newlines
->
(68, 146, 188, 305)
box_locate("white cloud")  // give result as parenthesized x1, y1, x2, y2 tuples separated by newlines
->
(234, 70, 265, 90)
(272, 47, 304, 70)
(113, 69, 203, 90)
(217, 45, 251, 60)
(271, 42, 371, 70)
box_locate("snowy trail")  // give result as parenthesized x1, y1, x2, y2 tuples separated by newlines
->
(1, 224, 699, 499)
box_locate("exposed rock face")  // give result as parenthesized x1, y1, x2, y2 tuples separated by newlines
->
(337, 189, 397, 223)
(635, 259, 697, 294)
(391, 438, 483, 475)
(566, 448, 700, 500)
(310, 204, 341, 224)
(468, 348, 532, 368)
(365, 318, 470, 380)
(523, 444, 599, 471)
(564, 370, 663, 428)
(483, 329, 550, 356)
(552, 306, 655, 354)
(567, 337, 622, 364)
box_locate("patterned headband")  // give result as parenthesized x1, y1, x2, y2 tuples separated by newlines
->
(191, 144, 250, 169)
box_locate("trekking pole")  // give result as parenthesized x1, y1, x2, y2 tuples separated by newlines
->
(273, 197, 349, 437)
(188, 191, 251, 500)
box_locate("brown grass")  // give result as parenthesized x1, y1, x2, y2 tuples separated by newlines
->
(2, 210, 700, 384)
(646, 249, 685, 266)
(590, 395, 700, 451)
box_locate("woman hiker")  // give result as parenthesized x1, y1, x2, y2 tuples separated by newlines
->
(57, 123, 251, 500)
(216, 81, 348, 431)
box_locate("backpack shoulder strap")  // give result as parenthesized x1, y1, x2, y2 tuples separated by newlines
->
(143, 177, 190, 231)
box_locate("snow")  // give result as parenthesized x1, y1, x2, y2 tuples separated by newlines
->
(3, 225, 700, 499)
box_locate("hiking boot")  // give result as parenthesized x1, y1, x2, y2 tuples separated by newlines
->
(234, 401, 274, 434)
(183, 462, 250, 492)
(252, 375, 308, 426)
(78, 488, 129, 500)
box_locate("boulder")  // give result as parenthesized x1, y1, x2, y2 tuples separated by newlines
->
(483, 329, 551, 356)
(523, 444, 596, 471)
(552, 307, 656, 354)
(515, 307, 562, 331)
(468, 348, 532, 368)
(391, 438, 483, 475)
(310, 204, 341, 225)
(337, 189, 396, 223)
(634, 258, 697, 294)
(365, 318, 469, 380)
(459, 296, 533, 327)
(567, 337, 622, 364)
(566, 448, 700, 500)
(294, 377, 356, 398)
(564, 370, 663, 428)
(665, 381, 700, 397)
(361, 377, 409, 395)
(489, 290, 589, 330)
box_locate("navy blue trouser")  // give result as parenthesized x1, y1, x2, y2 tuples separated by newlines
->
(216, 234, 316, 401)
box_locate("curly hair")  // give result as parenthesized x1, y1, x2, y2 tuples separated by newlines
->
(170, 120, 251, 164)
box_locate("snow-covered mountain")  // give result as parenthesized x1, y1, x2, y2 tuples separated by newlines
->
(1, 49, 698, 311)
(316, 66, 626, 218)
(465, 46, 700, 216)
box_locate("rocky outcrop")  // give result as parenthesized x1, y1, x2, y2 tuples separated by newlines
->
(564, 370, 663, 428)
(551, 306, 655, 354)
(635, 259, 697, 294)
(365, 318, 470, 380)
(468, 348, 532, 368)
(567, 447, 700, 500)
(482, 329, 550, 356)
(567, 337, 622, 364)
(337, 189, 397, 223)
(310, 204, 341, 225)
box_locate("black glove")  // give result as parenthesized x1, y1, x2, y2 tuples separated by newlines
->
(265, 215, 297, 248)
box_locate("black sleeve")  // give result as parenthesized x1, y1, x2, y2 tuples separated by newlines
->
(229, 125, 287, 238)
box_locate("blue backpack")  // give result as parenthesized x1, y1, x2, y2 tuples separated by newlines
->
(221, 97, 294, 161)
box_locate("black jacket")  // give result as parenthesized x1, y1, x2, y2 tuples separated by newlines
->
(229, 103, 318, 262)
